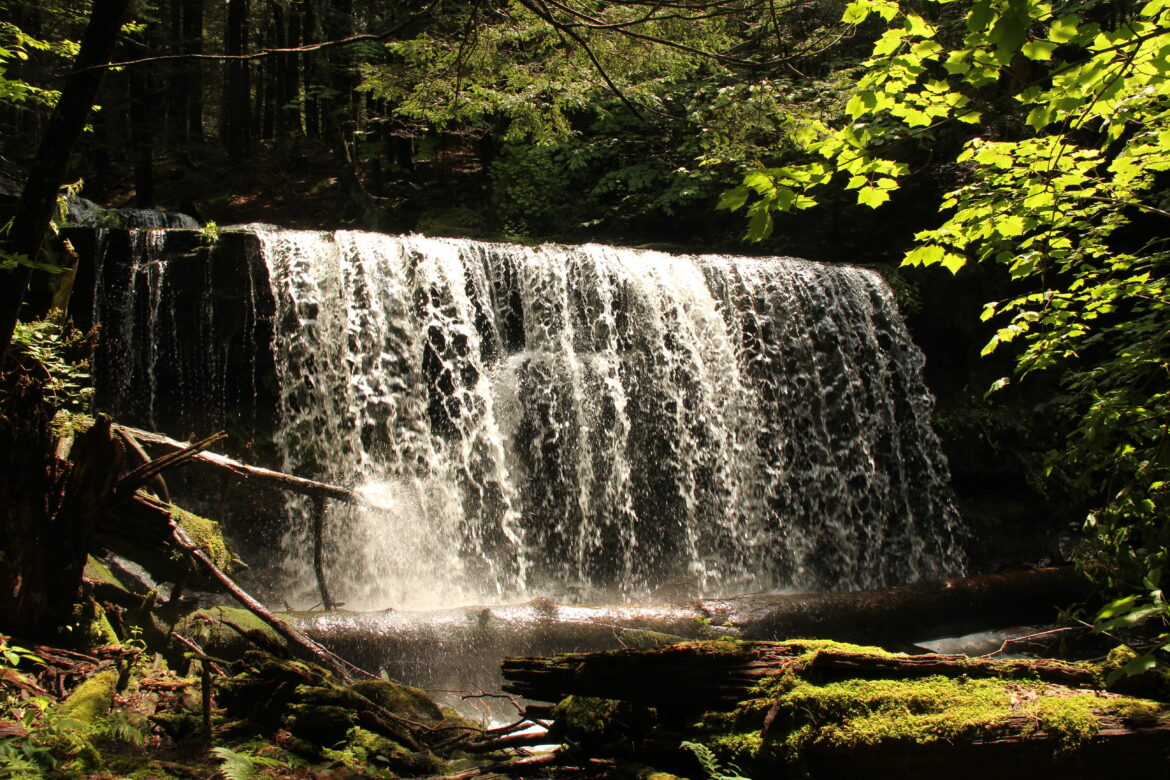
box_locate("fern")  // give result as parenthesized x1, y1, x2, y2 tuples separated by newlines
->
(680, 740, 750, 780)
(91, 711, 147, 747)
(211, 746, 261, 780)
(212, 744, 300, 779)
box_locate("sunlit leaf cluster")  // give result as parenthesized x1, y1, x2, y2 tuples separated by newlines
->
(723, 0, 1170, 665)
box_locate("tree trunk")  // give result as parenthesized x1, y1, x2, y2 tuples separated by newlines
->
(0, 0, 133, 359)
(129, 43, 155, 208)
(0, 411, 125, 641)
(183, 0, 204, 140)
(223, 0, 251, 160)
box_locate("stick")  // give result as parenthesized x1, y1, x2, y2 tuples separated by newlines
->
(114, 426, 171, 502)
(115, 425, 355, 502)
(109, 431, 226, 504)
(169, 520, 356, 682)
(312, 494, 338, 610)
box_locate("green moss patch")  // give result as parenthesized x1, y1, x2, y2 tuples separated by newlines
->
(700, 674, 1167, 765)
(169, 505, 233, 571)
(61, 669, 120, 724)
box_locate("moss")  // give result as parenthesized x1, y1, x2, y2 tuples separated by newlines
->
(284, 702, 358, 744)
(553, 695, 627, 736)
(170, 505, 233, 571)
(348, 726, 451, 776)
(695, 670, 1169, 767)
(61, 669, 121, 724)
(1026, 695, 1103, 749)
(620, 628, 685, 649)
(173, 605, 280, 665)
(779, 677, 1014, 751)
(83, 554, 124, 589)
(78, 598, 120, 649)
(350, 679, 443, 722)
(151, 710, 203, 740)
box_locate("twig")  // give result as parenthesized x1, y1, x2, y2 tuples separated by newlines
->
(978, 626, 1086, 658)
(114, 426, 170, 502)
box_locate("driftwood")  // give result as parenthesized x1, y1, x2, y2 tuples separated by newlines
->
(500, 641, 1170, 779)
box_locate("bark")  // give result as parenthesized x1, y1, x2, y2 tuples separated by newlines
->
(0, 412, 124, 640)
(0, 0, 134, 358)
(223, 0, 252, 159)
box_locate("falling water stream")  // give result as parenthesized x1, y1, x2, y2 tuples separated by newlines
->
(91, 225, 966, 611)
(207, 227, 962, 610)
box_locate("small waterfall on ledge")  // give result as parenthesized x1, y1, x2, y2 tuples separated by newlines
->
(86, 226, 966, 611)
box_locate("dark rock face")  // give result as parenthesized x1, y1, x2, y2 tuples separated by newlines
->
(67, 226, 278, 460)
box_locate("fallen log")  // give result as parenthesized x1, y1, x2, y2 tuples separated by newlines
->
(501, 641, 1102, 714)
(499, 640, 1170, 779)
(287, 567, 1093, 695)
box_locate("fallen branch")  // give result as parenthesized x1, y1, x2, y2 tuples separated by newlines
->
(115, 424, 354, 502)
(168, 519, 358, 682)
(108, 430, 225, 506)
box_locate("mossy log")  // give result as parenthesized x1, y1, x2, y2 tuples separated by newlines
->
(501, 640, 1170, 779)
(502, 641, 1105, 717)
(289, 567, 1092, 697)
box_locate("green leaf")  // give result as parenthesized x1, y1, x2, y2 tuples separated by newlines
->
(1048, 16, 1080, 43)
(717, 186, 749, 212)
(1021, 40, 1057, 60)
(857, 185, 890, 208)
(990, 0, 1030, 64)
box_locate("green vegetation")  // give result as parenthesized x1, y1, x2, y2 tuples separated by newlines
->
(683, 641, 1167, 772)
(717, 0, 1170, 669)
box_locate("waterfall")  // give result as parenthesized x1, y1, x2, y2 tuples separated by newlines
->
(249, 229, 965, 609)
(89, 226, 967, 611)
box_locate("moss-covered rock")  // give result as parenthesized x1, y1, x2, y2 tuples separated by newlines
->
(173, 605, 281, 666)
(350, 679, 444, 723)
(61, 669, 121, 724)
(284, 702, 359, 744)
(347, 726, 452, 776)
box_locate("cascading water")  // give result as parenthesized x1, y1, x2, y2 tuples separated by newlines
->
(239, 228, 966, 610)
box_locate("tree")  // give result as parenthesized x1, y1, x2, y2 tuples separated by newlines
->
(721, 0, 1170, 669)
(0, 0, 133, 359)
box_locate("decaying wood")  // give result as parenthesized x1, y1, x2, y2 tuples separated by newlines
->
(115, 424, 354, 502)
(502, 642, 1102, 714)
(501, 641, 1170, 779)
